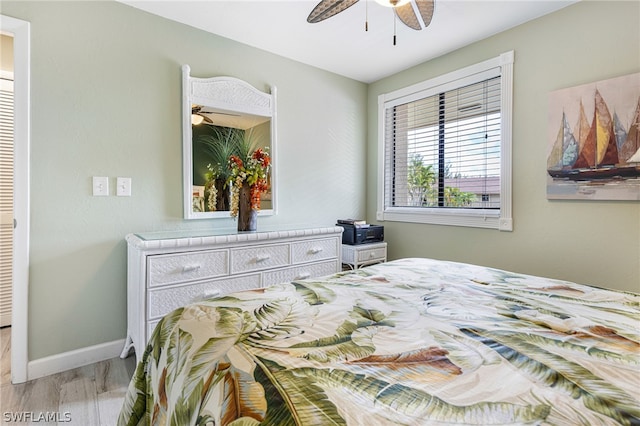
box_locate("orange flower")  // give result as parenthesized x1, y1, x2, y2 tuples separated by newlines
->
(251, 148, 270, 168)
(227, 147, 271, 217)
(229, 155, 244, 169)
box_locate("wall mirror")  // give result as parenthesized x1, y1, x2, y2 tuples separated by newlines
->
(182, 65, 277, 219)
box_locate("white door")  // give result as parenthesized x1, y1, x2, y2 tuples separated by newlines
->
(1, 14, 30, 383)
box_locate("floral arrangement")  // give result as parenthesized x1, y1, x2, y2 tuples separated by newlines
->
(227, 147, 271, 217)
(204, 163, 221, 211)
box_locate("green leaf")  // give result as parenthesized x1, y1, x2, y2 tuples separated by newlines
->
(151, 307, 185, 367)
(117, 359, 149, 425)
(285, 304, 399, 363)
(170, 383, 201, 426)
(463, 328, 640, 425)
(244, 298, 312, 344)
(182, 336, 235, 398)
(254, 357, 346, 426)
(165, 328, 193, 396)
(292, 282, 336, 305)
(284, 367, 549, 425)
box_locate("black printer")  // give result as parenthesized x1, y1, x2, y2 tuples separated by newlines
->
(336, 220, 384, 245)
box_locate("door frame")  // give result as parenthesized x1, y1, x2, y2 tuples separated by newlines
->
(1, 14, 30, 384)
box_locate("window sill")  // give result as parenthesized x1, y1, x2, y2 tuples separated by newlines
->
(376, 207, 512, 231)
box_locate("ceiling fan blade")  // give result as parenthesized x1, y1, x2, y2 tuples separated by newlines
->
(395, 2, 421, 30)
(415, 0, 435, 28)
(307, 0, 360, 24)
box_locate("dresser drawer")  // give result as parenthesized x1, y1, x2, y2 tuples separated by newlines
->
(356, 245, 387, 262)
(291, 238, 339, 264)
(148, 274, 261, 319)
(263, 260, 338, 287)
(231, 244, 290, 274)
(148, 250, 229, 287)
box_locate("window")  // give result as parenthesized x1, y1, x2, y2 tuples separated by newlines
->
(377, 52, 513, 231)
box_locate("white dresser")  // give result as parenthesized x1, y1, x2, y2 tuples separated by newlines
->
(121, 226, 343, 362)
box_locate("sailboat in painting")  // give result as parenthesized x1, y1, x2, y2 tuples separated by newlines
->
(620, 97, 640, 163)
(547, 91, 640, 180)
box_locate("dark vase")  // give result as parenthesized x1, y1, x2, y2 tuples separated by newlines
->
(215, 178, 230, 212)
(237, 182, 257, 232)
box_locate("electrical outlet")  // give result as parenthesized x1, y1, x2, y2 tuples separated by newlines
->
(117, 177, 132, 196)
(92, 176, 109, 196)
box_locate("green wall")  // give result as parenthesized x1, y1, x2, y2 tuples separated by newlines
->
(367, 1, 640, 293)
(1, 1, 367, 360)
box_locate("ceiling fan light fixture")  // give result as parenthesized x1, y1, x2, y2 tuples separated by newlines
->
(374, 0, 410, 7)
(191, 114, 204, 125)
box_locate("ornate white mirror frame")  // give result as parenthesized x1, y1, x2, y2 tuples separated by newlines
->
(182, 65, 277, 219)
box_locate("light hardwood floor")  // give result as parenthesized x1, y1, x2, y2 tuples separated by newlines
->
(0, 327, 136, 425)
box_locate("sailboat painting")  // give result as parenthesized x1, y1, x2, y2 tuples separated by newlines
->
(547, 72, 640, 200)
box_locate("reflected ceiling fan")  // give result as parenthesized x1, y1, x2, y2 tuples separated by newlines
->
(192, 105, 243, 126)
(192, 105, 213, 125)
(308, 0, 435, 45)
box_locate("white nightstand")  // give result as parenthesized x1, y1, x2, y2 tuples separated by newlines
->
(341, 242, 387, 270)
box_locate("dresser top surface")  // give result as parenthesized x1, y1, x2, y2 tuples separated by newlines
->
(128, 225, 343, 250)
(134, 227, 243, 241)
(134, 225, 342, 241)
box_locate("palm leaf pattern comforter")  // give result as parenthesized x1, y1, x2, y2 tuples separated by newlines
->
(118, 258, 640, 425)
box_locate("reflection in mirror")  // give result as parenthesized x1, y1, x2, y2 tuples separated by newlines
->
(182, 65, 277, 219)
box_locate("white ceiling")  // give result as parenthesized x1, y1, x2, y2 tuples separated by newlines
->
(119, 0, 578, 83)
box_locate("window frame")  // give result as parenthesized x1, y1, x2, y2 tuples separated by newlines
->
(376, 51, 514, 231)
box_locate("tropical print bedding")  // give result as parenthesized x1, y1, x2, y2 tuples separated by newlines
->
(118, 258, 640, 426)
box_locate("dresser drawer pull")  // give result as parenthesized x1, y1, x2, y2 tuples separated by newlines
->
(369, 252, 376, 258)
(182, 264, 201, 273)
(295, 272, 311, 279)
(309, 247, 324, 254)
(203, 289, 222, 299)
(190, 289, 222, 304)
(255, 254, 271, 263)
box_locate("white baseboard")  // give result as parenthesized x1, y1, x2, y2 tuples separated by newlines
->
(27, 338, 126, 381)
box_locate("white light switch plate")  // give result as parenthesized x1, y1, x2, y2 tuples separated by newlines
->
(92, 176, 109, 196)
(117, 177, 132, 196)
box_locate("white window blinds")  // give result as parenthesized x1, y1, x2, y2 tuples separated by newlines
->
(377, 51, 514, 231)
(384, 76, 501, 210)
(0, 77, 14, 327)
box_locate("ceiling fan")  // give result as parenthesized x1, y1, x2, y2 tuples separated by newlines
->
(192, 105, 245, 126)
(308, 0, 435, 36)
(192, 105, 213, 125)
